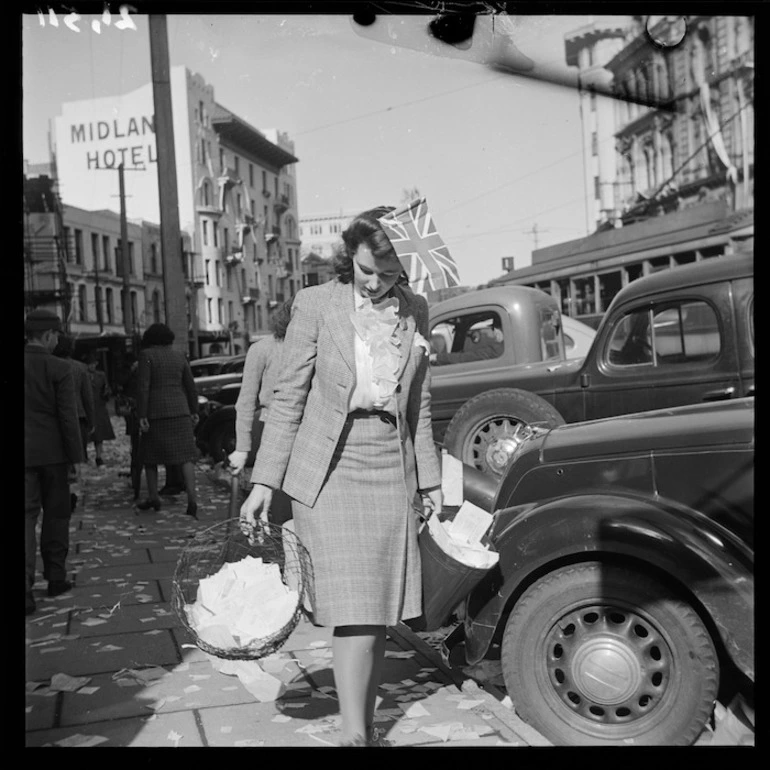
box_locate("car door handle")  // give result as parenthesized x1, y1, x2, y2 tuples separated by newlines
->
(702, 387, 736, 401)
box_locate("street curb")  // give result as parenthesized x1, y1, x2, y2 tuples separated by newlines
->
(387, 623, 551, 746)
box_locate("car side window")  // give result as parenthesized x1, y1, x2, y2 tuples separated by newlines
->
(608, 309, 653, 366)
(607, 300, 720, 368)
(430, 311, 504, 365)
(653, 301, 721, 365)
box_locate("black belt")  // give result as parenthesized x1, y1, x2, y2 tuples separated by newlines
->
(349, 409, 396, 425)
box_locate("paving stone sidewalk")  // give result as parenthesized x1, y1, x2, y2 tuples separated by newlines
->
(25, 417, 537, 748)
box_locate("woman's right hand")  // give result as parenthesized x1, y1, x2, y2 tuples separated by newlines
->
(239, 483, 273, 536)
(227, 450, 249, 475)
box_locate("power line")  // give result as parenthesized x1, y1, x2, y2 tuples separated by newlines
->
(294, 73, 507, 137)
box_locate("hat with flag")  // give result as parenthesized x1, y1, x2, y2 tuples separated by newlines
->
(378, 198, 461, 296)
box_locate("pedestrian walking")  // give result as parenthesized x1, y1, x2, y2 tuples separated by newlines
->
(239, 206, 443, 746)
(84, 353, 115, 466)
(25, 309, 83, 616)
(117, 352, 143, 501)
(227, 295, 294, 526)
(135, 323, 200, 518)
(53, 335, 95, 511)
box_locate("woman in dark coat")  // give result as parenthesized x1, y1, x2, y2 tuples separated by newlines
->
(136, 323, 200, 517)
(85, 354, 115, 466)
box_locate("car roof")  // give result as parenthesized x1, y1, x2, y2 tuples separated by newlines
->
(609, 252, 753, 310)
(430, 284, 551, 317)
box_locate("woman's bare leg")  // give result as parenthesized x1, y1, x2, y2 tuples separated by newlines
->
(333, 625, 386, 744)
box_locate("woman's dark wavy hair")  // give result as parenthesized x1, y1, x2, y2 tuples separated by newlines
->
(269, 295, 295, 340)
(333, 206, 407, 284)
(142, 323, 175, 347)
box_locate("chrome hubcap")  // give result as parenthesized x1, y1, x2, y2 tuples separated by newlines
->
(468, 418, 528, 476)
(544, 605, 671, 724)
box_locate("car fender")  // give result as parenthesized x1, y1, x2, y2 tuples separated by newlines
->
(462, 493, 754, 680)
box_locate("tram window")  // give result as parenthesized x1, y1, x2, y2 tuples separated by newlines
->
(598, 271, 622, 313)
(648, 256, 671, 273)
(674, 251, 697, 265)
(626, 263, 644, 282)
(700, 245, 724, 259)
(573, 277, 596, 316)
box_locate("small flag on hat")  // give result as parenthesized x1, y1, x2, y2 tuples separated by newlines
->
(378, 198, 461, 296)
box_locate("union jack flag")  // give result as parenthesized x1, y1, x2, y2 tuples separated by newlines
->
(378, 198, 461, 296)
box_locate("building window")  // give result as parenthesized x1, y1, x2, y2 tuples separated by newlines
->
(268, 274, 274, 297)
(102, 235, 110, 272)
(257, 305, 263, 330)
(572, 277, 596, 316)
(234, 156, 240, 176)
(74, 229, 83, 265)
(205, 260, 211, 286)
(249, 163, 254, 187)
(213, 221, 219, 248)
(218, 298, 224, 325)
(250, 200, 256, 219)
(150, 243, 158, 274)
(152, 290, 161, 323)
(199, 100, 204, 124)
(264, 205, 269, 228)
(78, 284, 88, 321)
(262, 170, 267, 192)
(63, 226, 72, 262)
(130, 291, 138, 327)
(128, 242, 136, 276)
(216, 259, 222, 287)
(91, 233, 99, 269)
(236, 194, 242, 219)
(274, 177, 279, 198)
(105, 287, 113, 323)
(241, 267, 247, 292)
(226, 267, 232, 292)
(228, 300, 234, 325)
(202, 220, 209, 246)
(93, 286, 102, 326)
(594, 176, 601, 200)
(224, 228, 230, 253)
(201, 138, 206, 164)
(207, 298, 213, 323)
(219, 147, 225, 172)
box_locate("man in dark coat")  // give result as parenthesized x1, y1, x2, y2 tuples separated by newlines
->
(25, 309, 83, 616)
(54, 335, 95, 511)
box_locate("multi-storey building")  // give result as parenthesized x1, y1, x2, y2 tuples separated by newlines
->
(43, 66, 300, 356)
(492, 15, 754, 328)
(299, 211, 356, 286)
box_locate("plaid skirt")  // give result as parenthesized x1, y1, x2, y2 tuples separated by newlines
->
(291, 412, 422, 627)
(139, 415, 198, 466)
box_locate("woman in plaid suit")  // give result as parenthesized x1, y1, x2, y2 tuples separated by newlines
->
(136, 323, 200, 518)
(240, 207, 443, 746)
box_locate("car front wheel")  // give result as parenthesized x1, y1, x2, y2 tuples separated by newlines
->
(501, 562, 719, 746)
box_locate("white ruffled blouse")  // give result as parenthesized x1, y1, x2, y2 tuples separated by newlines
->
(348, 290, 402, 415)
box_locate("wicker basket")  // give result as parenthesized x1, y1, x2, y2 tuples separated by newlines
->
(172, 517, 314, 660)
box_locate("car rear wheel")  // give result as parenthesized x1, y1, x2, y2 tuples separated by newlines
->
(501, 562, 719, 746)
(443, 388, 565, 478)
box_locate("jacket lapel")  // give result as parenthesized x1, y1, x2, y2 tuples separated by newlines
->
(394, 285, 417, 382)
(324, 281, 356, 373)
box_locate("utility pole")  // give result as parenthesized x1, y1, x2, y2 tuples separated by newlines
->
(524, 222, 549, 251)
(149, 14, 188, 353)
(119, 163, 132, 337)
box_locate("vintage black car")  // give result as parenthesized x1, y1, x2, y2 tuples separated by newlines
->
(439, 253, 754, 477)
(442, 397, 754, 746)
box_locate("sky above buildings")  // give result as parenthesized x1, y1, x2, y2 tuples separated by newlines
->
(22, 12, 613, 285)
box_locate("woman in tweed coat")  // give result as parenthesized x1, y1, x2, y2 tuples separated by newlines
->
(240, 207, 443, 746)
(136, 323, 200, 518)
